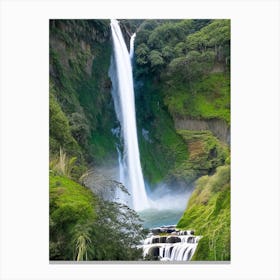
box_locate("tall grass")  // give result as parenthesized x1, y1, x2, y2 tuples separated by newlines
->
(50, 147, 77, 178)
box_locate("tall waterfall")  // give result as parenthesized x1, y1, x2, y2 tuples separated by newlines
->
(110, 19, 149, 211)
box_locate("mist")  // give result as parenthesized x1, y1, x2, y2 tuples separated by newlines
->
(146, 182, 194, 211)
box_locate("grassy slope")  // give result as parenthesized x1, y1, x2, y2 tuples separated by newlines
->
(177, 165, 230, 260)
(49, 172, 97, 260)
(50, 173, 96, 222)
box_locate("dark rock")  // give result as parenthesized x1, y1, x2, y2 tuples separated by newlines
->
(159, 236, 167, 243)
(151, 228, 161, 235)
(149, 246, 160, 257)
(187, 237, 195, 243)
(152, 237, 160, 244)
(166, 236, 181, 243)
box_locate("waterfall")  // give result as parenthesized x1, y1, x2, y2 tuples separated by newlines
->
(110, 19, 149, 211)
(129, 33, 136, 60)
(142, 226, 201, 261)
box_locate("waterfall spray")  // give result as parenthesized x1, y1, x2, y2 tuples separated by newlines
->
(110, 19, 149, 211)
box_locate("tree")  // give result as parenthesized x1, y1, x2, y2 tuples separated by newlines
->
(149, 50, 164, 70)
(162, 45, 175, 63)
(167, 50, 215, 84)
(90, 199, 147, 260)
(174, 42, 186, 57)
(69, 112, 90, 147)
(186, 19, 230, 55)
(135, 43, 150, 65)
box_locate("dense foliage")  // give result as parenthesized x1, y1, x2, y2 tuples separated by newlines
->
(50, 19, 117, 174)
(134, 19, 230, 123)
(132, 19, 230, 186)
(50, 171, 146, 260)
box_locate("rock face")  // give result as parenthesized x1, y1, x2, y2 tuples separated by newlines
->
(174, 117, 230, 145)
(49, 20, 118, 164)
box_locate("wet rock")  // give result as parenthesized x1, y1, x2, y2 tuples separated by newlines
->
(151, 228, 161, 234)
(166, 236, 181, 243)
(159, 236, 167, 243)
(152, 237, 160, 244)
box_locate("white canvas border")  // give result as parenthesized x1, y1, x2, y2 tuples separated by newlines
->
(0, 0, 279, 279)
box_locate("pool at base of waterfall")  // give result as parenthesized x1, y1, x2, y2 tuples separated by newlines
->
(138, 208, 185, 229)
(138, 209, 201, 261)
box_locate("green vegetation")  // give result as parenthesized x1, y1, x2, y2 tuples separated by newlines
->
(176, 130, 229, 182)
(49, 19, 231, 261)
(50, 169, 146, 261)
(136, 78, 189, 185)
(134, 19, 230, 124)
(50, 172, 97, 260)
(49, 20, 147, 261)
(177, 165, 230, 260)
(135, 19, 230, 76)
(164, 72, 230, 123)
(134, 19, 230, 187)
(50, 19, 117, 166)
(49, 89, 78, 155)
(136, 76, 229, 186)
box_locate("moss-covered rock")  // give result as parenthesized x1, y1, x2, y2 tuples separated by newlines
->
(177, 165, 230, 261)
(173, 130, 229, 183)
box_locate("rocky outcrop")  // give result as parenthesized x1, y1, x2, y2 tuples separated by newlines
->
(174, 117, 230, 145)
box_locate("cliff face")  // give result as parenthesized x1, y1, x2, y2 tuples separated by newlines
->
(174, 117, 230, 144)
(49, 20, 117, 171)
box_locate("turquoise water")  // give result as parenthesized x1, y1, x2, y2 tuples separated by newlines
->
(138, 208, 185, 229)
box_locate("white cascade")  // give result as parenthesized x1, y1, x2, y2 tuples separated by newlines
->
(129, 33, 136, 59)
(110, 19, 149, 211)
(142, 226, 201, 261)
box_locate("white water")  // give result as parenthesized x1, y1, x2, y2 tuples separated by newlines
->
(110, 19, 149, 211)
(142, 227, 201, 261)
(129, 33, 136, 60)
